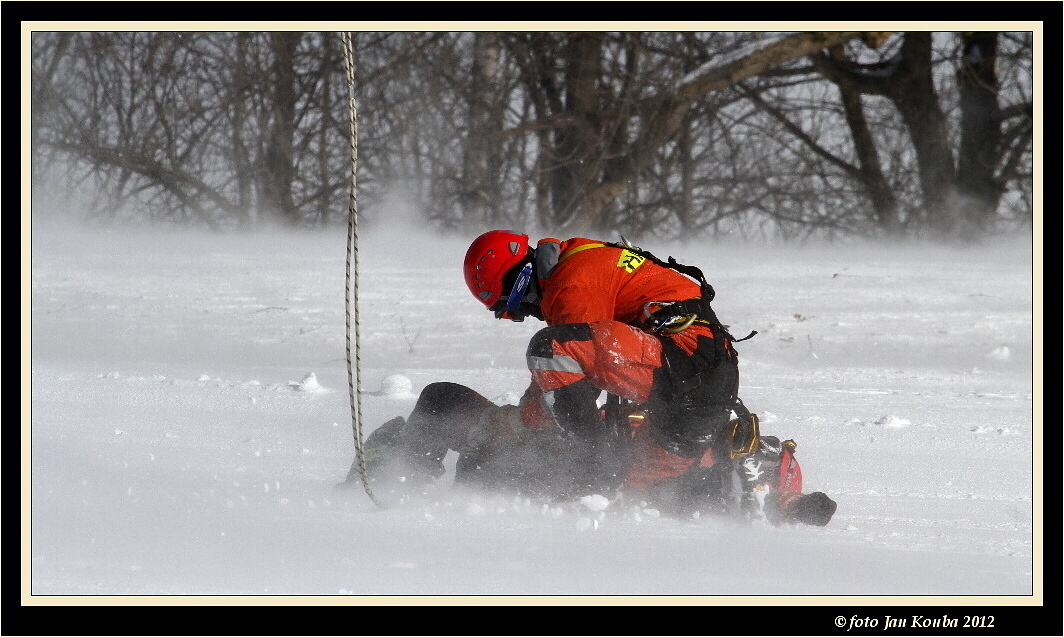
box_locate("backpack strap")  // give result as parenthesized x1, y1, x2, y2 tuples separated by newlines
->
(613, 238, 759, 419)
(610, 238, 758, 345)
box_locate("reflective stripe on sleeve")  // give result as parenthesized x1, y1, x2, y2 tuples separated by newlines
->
(526, 354, 584, 374)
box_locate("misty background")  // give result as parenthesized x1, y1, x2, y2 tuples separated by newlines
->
(28, 30, 1036, 242)
(25, 26, 1043, 611)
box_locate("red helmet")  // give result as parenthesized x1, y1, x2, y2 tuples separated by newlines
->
(463, 230, 531, 309)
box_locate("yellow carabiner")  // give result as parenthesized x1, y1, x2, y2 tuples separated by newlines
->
(662, 313, 698, 334)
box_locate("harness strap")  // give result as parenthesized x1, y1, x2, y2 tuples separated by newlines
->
(550, 237, 757, 418)
(618, 242, 760, 342)
(557, 242, 608, 264)
(614, 239, 759, 418)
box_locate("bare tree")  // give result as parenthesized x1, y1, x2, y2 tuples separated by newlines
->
(31, 29, 1034, 241)
(260, 32, 300, 225)
(460, 32, 504, 226)
(499, 32, 889, 235)
(810, 31, 1033, 239)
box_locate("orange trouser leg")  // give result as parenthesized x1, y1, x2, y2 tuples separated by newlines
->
(525, 321, 662, 403)
(524, 321, 696, 491)
(624, 423, 695, 492)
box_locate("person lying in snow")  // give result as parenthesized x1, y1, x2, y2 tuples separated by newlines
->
(346, 231, 836, 525)
(353, 381, 836, 526)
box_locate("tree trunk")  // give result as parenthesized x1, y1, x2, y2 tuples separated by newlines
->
(829, 45, 900, 236)
(956, 31, 1003, 238)
(230, 32, 254, 228)
(461, 32, 502, 225)
(886, 33, 956, 235)
(262, 32, 300, 226)
(549, 33, 606, 229)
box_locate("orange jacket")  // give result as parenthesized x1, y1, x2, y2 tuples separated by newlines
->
(536, 238, 703, 327)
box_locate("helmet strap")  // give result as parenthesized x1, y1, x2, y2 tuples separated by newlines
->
(504, 262, 533, 312)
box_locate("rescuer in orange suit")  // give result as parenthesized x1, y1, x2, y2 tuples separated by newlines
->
(353, 229, 837, 526)
(463, 230, 744, 497)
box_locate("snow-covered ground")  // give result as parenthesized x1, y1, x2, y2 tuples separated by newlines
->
(27, 218, 1041, 613)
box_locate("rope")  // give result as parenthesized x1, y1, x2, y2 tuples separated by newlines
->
(340, 31, 386, 510)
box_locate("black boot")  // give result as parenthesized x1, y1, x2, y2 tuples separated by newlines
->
(343, 382, 496, 498)
(344, 416, 446, 499)
(778, 491, 838, 527)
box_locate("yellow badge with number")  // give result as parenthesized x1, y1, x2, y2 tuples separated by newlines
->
(616, 250, 646, 273)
